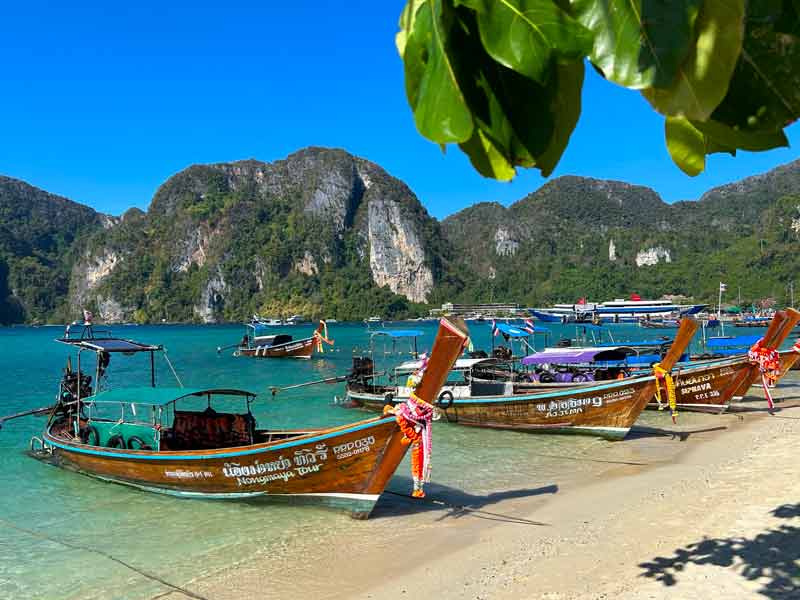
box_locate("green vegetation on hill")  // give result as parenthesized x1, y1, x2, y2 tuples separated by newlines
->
(0, 176, 104, 323)
(1, 150, 799, 324)
(442, 162, 800, 308)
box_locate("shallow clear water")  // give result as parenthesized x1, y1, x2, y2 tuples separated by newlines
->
(0, 320, 786, 599)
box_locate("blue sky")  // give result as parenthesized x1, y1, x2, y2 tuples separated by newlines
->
(0, 2, 797, 220)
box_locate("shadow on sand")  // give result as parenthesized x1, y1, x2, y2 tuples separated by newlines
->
(371, 477, 557, 525)
(638, 503, 800, 599)
(627, 425, 728, 442)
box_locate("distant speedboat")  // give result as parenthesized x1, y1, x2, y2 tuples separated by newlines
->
(284, 315, 309, 325)
(531, 298, 708, 323)
(365, 316, 382, 323)
(251, 315, 283, 327)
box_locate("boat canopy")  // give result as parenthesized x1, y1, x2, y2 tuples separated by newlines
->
(493, 323, 535, 338)
(57, 337, 161, 353)
(86, 387, 256, 407)
(371, 329, 424, 338)
(706, 335, 762, 348)
(395, 357, 498, 373)
(521, 346, 636, 365)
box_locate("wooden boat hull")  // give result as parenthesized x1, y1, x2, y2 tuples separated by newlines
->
(236, 335, 316, 359)
(37, 416, 406, 518)
(778, 348, 800, 376)
(646, 358, 753, 414)
(348, 376, 659, 440)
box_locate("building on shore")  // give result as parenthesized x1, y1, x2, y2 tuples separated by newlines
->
(429, 302, 522, 318)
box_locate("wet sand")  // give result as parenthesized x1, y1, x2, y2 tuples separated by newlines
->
(160, 376, 800, 600)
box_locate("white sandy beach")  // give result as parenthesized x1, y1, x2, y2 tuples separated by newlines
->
(161, 379, 800, 600)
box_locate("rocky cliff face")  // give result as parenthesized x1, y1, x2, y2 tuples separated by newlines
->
(3, 151, 800, 323)
(68, 147, 443, 322)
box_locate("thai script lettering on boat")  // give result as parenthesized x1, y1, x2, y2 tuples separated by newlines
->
(223, 457, 292, 478)
(680, 373, 713, 386)
(535, 396, 602, 414)
(293, 444, 329, 466)
(164, 470, 213, 480)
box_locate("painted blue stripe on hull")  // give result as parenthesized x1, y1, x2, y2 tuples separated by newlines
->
(46, 417, 396, 461)
(451, 377, 655, 404)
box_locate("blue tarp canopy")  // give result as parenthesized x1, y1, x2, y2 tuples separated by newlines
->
(371, 329, 424, 338)
(706, 335, 761, 348)
(493, 323, 534, 338)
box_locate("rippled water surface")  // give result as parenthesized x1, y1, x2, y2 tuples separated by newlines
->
(0, 320, 786, 599)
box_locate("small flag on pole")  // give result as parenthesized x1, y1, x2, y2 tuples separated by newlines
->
(82, 309, 93, 324)
(491, 320, 499, 337)
(523, 318, 535, 334)
(719, 282, 728, 292)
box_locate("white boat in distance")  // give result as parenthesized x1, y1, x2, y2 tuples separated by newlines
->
(531, 298, 707, 324)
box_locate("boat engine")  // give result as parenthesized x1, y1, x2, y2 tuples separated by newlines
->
(59, 370, 93, 405)
(492, 346, 512, 360)
(348, 356, 375, 384)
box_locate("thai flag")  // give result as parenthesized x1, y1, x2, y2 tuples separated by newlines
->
(83, 309, 94, 324)
(491, 320, 499, 337)
(523, 318, 535, 334)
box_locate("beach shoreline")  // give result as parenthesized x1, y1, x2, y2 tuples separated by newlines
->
(160, 379, 800, 600)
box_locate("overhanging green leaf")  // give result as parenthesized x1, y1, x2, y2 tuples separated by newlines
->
(665, 116, 706, 176)
(570, 0, 702, 89)
(693, 119, 789, 152)
(455, 0, 591, 83)
(459, 128, 517, 180)
(397, 0, 426, 56)
(403, 0, 475, 143)
(643, 0, 745, 120)
(709, 0, 800, 135)
(536, 61, 584, 176)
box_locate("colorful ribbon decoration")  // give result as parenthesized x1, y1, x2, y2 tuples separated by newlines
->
(384, 390, 434, 498)
(652, 362, 677, 423)
(312, 320, 334, 353)
(748, 339, 781, 410)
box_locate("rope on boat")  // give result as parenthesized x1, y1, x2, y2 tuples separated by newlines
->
(162, 349, 184, 388)
(0, 517, 210, 600)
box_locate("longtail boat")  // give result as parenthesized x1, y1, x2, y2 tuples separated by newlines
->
(660, 309, 800, 413)
(17, 318, 466, 518)
(232, 320, 332, 358)
(347, 319, 697, 440)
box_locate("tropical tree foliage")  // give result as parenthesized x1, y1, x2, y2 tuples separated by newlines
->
(396, 0, 800, 178)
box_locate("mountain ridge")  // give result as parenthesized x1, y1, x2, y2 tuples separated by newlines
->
(1, 150, 799, 323)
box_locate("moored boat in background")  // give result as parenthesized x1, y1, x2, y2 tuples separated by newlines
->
(348, 319, 697, 439)
(233, 321, 331, 359)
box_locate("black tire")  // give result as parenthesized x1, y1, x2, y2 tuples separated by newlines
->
(437, 390, 454, 409)
(539, 372, 556, 384)
(383, 392, 395, 407)
(127, 435, 152, 451)
(699, 353, 712, 360)
(80, 425, 100, 446)
(107, 434, 125, 448)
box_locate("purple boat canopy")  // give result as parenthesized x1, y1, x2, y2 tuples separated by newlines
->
(521, 346, 635, 365)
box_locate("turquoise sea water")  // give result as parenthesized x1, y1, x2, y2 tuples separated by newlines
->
(0, 320, 790, 599)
